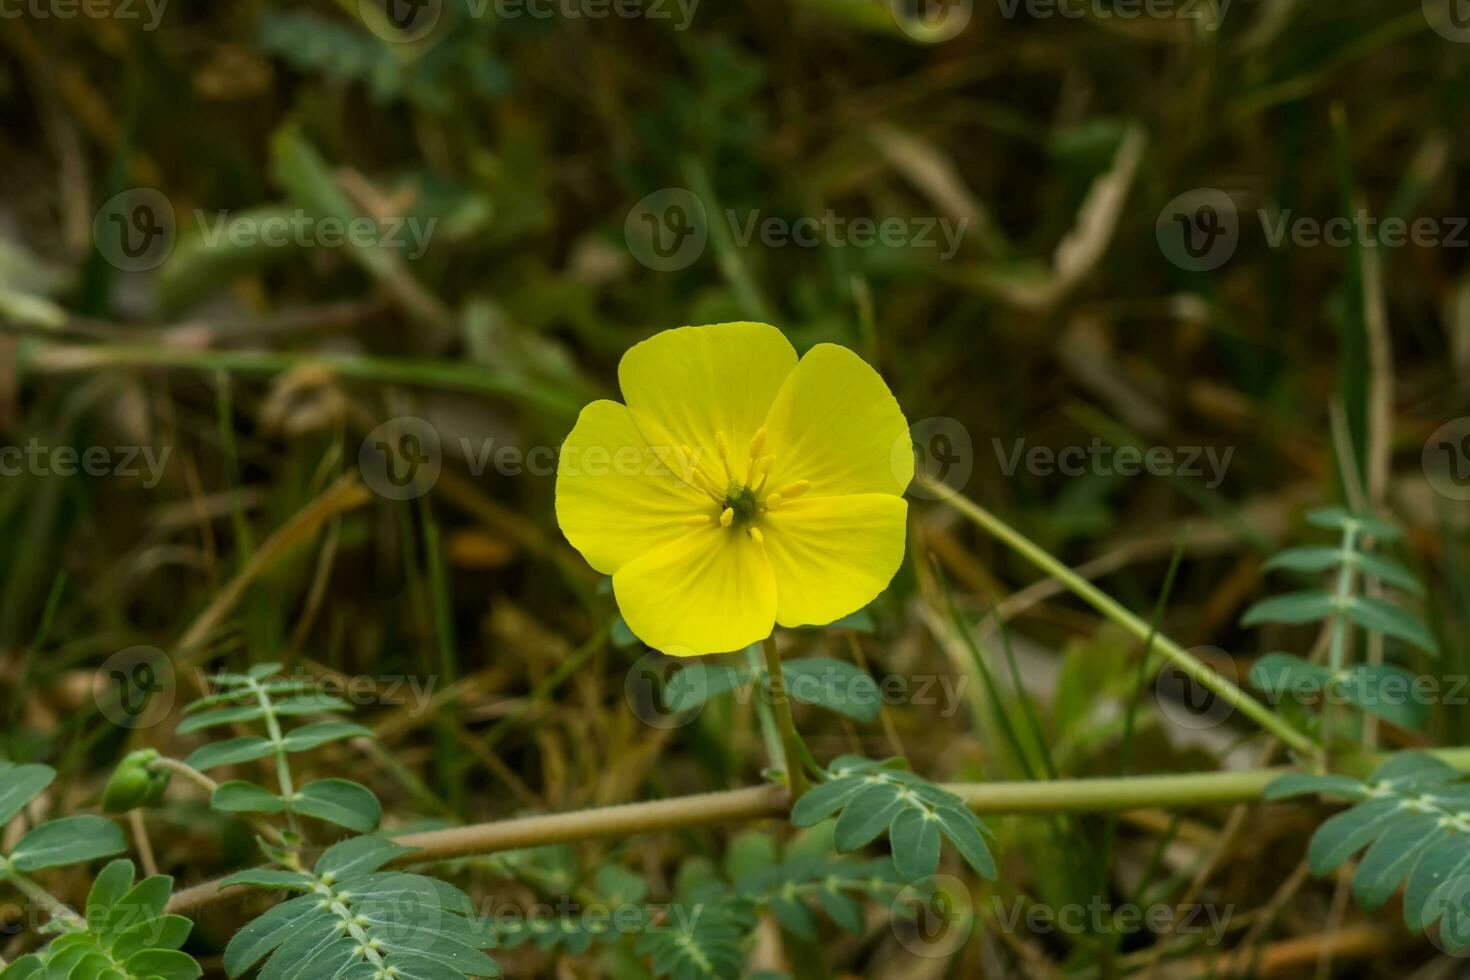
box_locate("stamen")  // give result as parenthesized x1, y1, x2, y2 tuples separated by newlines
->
(751, 455, 775, 493)
(678, 444, 726, 501)
(716, 431, 732, 480)
(719, 507, 735, 527)
(748, 527, 764, 546)
(764, 493, 782, 511)
(747, 427, 767, 463)
(684, 514, 714, 526)
(778, 480, 811, 499)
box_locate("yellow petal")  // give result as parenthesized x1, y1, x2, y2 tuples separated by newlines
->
(619, 323, 797, 487)
(556, 400, 711, 575)
(762, 344, 913, 498)
(762, 494, 908, 628)
(613, 525, 776, 655)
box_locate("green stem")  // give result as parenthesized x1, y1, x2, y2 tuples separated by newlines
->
(928, 481, 1319, 758)
(760, 634, 810, 800)
(746, 646, 788, 775)
(1323, 523, 1359, 754)
(3, 864, 85, 930)
(247, 677, 300, 837)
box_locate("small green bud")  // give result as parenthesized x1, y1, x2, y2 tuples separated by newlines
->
(101, 749, 170, 813)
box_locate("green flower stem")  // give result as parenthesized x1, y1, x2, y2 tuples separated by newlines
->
(149, 756, 287, 846)
(745, 646, 789, 775)
(248, 676, 301, 837)
(166, 744, 1470, 917)
(761, 635, 811, 800)
(926, 480, 1319, 758)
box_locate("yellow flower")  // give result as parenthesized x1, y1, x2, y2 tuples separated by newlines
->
(556, 322, 913, 655)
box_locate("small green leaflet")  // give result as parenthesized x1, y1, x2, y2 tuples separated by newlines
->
(791, 756, 996, 882)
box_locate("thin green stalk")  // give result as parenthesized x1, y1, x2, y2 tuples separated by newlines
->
(1323, 522, 1359, 752)
(247, 677, 300, 837)
(760, 634, 810, 800)
(746, 645, 788, 776)
(927, 480, 1319, 758)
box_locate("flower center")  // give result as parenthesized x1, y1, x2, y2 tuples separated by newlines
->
(724, 483, 761, 525)
(679, 427, 812, 546)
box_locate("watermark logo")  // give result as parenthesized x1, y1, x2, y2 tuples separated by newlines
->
(359, 417, 443, 501)
(902, 417, 974, 500)
(625, 188, 968, 272)
(1425, 0, 1470, 43)
(0, 440, 171, 488)
(625, 188, 709, 272)
(994, 0, 1227, 27)
(1154, 648, 1236, 730)
(94, 189, 175, 272)
(360, 0, 442, 40)
(1156, 188, 1238, 272)
(992, 437, 1234, 488)
(889, 0, 973, 42)
(477, 0, 699, 29)
(193, 210, 437, 260)
(1423, 876, 1470, 956)
(94, 646, 176, 730)
(892, 874, 974, 958)
(1424, 417, 1470, 502)
(623, 650, 705, 730)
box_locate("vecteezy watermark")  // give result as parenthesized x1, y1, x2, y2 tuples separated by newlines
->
(94, 646, 177, 731)
(1424, 0, 1470, 43)
(888, 0, 973, 43)
(992, 437, 1234, 488)
(483, 896, 700, 938)
(1154, 648, 1237, 731)
(477, 0, 699, 29)
(1424, 417, 1470, 502)
(990, 896, 1233, 944)
(360, 0, 696, 41)
(891, 875, 974, 958)
(0, 0, 167, 29)
(359, 417, 443, 501)
(624, 653, 970, 730)
(1156, 188, 1239, 272)
(194, 210, 438, 261)
(94, 188, 176, 273)
(901, 417, 974, 500)
(995, 0, 1227, 27)
(625, 187, 969, 272)
(1159, 186, 1470, 272)
(0, 440, 171, 488)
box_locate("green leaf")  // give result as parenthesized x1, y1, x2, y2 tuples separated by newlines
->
(889, 808, 941, 881)
(789, 776, 868, 827)
(1338, 663, 1428, 730)
(0, 763, 55, 825)
(661, 661, 755, 714)
(1305, 507, 1400, 541)
(1241, 591, 1336, 627)
(833, 783, 903, 852)
(780, 658, 881, 723)
(281, 721, 374, 752)
(212, 781, 287, 815)
(933, 805, 997, 879)
(289, 779, 382, 832)
(185, 737, 276, 771)
(10, 816, 126, 871)
(1250, 653, 1331, 698)
(1340, 597, 1438, 656)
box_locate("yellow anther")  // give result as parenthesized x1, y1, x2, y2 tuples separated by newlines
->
(748, 527, 764, 546)
(748, 427, 767, 460)
(685, 514, 714, 526)
(779, 480, 811, 499)
(720, 507, 735, 527)
(764, 493, 782, 511)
